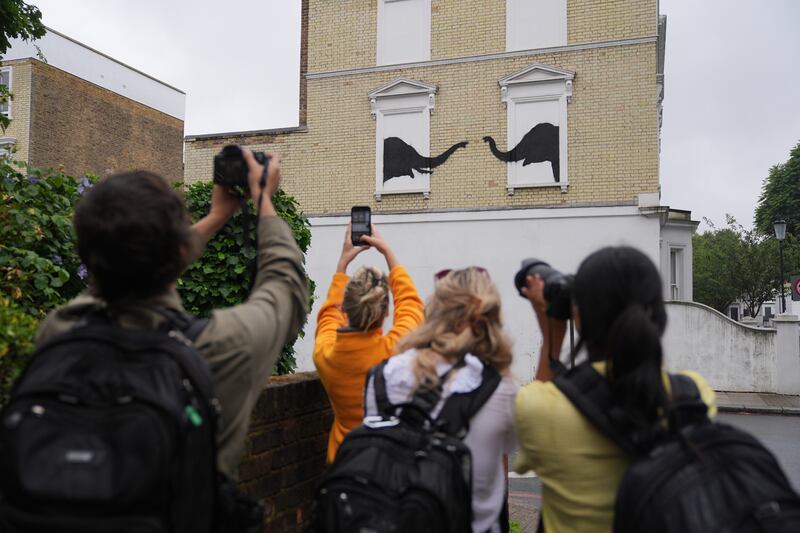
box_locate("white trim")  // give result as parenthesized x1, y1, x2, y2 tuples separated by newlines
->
(307, 36, 658, 80)
(308, 204, 643, 226)
(0, 67, 12, 119)
(369, 78, 437, 119)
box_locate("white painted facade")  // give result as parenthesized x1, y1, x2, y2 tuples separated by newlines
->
(3, 27, 185, 119)
(296, 203, 678, 383)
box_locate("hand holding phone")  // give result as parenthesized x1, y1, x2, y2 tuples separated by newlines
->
(350, 206, 371, 245)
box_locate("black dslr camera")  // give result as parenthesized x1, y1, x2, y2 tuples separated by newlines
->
(213, 145, 270, 191)
(514, 259, 573, 320)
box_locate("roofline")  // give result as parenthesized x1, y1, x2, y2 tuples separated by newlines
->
(185, 126, 308, 141)
(38, 26, 186, 95)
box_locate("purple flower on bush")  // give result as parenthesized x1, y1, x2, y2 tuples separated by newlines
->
(27, 175, 39, 185)
(51, 254, 63, 265)
(77, 176, 92, 195)
(77, 264, 88, 281)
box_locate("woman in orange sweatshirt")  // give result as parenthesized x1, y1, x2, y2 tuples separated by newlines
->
(313, 224, 425, 463)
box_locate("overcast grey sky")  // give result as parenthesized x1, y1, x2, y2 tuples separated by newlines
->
(29, 0, 800, 230)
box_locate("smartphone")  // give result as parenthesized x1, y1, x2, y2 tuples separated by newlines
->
(351, 206, 372, 246)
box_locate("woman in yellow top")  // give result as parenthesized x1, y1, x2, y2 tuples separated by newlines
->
(514, 246, 716, 533)
(313, 224, 425, 463)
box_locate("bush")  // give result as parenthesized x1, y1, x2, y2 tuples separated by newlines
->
(178, 181, 314, 375)
(0, 160, 93, 404)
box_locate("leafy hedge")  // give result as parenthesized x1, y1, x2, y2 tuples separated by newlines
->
(0, 166, 313, 404)
(177, 181, 314, 376)
(0, 161, 93, 403)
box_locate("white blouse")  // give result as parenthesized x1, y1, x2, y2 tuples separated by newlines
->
(364, 349, 519, 533)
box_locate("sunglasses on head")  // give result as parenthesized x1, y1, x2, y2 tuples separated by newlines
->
(434, 266, 490, 281)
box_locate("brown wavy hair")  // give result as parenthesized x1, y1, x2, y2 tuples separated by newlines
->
(343, 266, 390, 331)
(397, 267, 512, 389)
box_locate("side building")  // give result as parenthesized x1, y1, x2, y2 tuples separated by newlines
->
(1, 27, 185, 181)
(184, 0, 698, 381)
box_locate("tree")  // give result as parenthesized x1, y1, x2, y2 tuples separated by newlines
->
(0, 0, 46, 130)
(755, 142, 800, 239)
(693, 216, 800, 316)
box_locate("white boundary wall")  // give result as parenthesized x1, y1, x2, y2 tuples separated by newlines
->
(296, 205, 661, 383)
(663, 301, 779, 392)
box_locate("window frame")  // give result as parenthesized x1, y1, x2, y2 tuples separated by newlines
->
(0, 67, 12, 119)
(369, 78, 437, 201)
(497, 63, 574, 195)
(669, 247, 684, 301)
(506, 0, 567, 52)
(376, 0, 432, 66)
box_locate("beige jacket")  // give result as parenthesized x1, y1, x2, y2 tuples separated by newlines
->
(35, 216, 309, 479)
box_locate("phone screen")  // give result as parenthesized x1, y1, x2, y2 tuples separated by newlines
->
(351, 206, 371, 246)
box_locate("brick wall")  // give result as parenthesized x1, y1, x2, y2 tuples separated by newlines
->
(3, 60, 33, 163)
(238, 372, 332, 532)
(28, 61, 183, 181)
(186, 42, 658, 214)
(307, 0, 657, 73)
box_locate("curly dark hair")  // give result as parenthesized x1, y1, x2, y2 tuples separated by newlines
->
(74, 171, 198, 302)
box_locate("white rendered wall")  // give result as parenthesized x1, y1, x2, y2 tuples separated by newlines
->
(507, 0, 567, 51)
(296, 206, 661, 384)
(663, 301, 778, 392)
(4, 29, 184, 119)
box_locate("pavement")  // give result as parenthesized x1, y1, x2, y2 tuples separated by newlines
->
(715, 391, 800, 416)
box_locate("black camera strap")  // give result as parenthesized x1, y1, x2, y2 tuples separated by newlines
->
(243, 164, 270, 291)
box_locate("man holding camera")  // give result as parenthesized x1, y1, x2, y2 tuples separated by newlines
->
(34, 149, 308, 480)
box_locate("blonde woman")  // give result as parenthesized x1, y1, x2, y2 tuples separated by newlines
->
(364, 267, 519, 533)
(313, 224, 425, 463)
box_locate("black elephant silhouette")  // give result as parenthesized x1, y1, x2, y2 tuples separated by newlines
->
(383, 137, 468, 183)
(483, 122, 560, 182)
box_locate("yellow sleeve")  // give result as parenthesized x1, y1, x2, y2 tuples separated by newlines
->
(680, 370, 718, 418)
(512, 381, 551, 473)
(313, 273, 349, 366)
(383, 266, 425, 347)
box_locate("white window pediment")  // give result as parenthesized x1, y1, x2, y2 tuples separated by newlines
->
(492, 63, 575, 194)
(369, 78, 436, 119)
(499, 64, 574, 104)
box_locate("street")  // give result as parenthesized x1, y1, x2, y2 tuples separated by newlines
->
(508, 414, 800, 532)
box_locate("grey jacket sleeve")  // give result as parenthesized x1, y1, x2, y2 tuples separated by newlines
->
(196, 215, 309, 478)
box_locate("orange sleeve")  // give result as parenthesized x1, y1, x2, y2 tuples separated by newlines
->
(383, 266, 425, 348)
(313, 273, 349, 365)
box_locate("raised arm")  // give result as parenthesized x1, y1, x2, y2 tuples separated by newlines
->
(523, 274, 567, 382)
(360, 226, 424, 345)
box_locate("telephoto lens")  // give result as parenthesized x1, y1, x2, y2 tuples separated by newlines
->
(513, 258, 574, 320)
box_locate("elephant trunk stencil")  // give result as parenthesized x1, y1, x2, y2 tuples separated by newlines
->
(483, 122, 560, 182)
(383, 137, 468, 183)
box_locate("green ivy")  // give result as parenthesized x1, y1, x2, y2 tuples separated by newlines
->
(0, 159, 94, 404)
(177, 181, 314, 375)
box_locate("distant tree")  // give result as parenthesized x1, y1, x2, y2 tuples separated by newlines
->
(693, 216, 800, 316)
(755, 142, 800, 238)
(0, 0, 46, 130)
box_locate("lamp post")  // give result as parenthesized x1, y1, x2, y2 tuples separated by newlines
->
(774, 220, 787, 314)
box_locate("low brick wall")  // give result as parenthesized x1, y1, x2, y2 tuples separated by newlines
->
(238, 371, 332, 532)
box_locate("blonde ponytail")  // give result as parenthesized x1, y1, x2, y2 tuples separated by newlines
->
(343, 266, 390, 331)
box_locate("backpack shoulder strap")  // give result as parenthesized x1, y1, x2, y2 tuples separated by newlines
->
(553, 362, 637, 456)
(435, 363, 502, 438)
(668, 373, 709, 429)
(368, 359, 393, 417)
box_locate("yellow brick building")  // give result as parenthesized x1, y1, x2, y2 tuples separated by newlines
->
(184, 0, 697, 380)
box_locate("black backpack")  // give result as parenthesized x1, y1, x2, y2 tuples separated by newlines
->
(310, 358, 502, 533)
(554, 362, 800, 533)
(0, 308, 260, 533)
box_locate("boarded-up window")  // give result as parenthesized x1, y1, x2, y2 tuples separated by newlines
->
(507, 0, 567, 51)
(377, 0, 431, 66)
